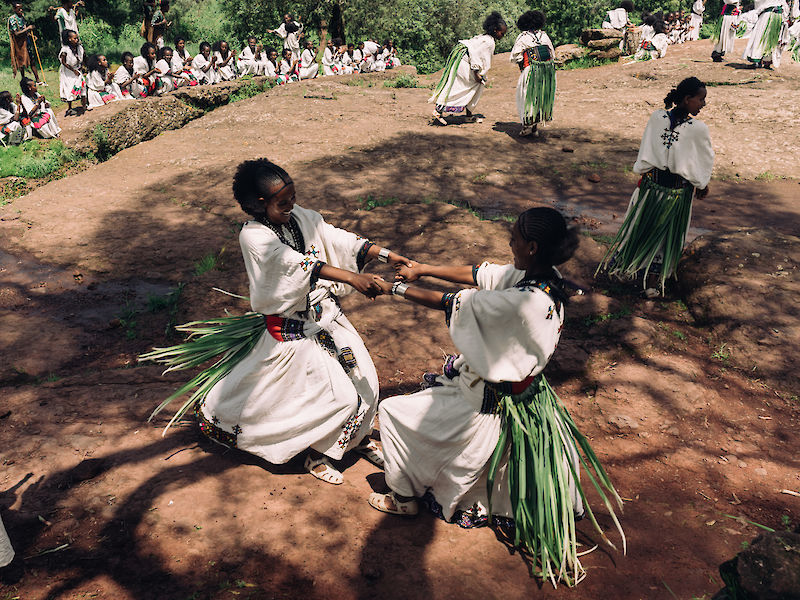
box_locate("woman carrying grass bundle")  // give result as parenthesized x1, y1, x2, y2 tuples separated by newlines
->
(742, 0, 788, 67)
(429, 12, 507, 126)
(367, 207, 624, 587)
(597, 77, 713, 296)
(511, 10, 555, 138)
(144, 159, 412, 486)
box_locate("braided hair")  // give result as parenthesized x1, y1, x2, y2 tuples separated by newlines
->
(664, 77, 705, 108)
(482, 11, 507, 36)
(517, 207, 579, 268)
(233, 159, 293, 218)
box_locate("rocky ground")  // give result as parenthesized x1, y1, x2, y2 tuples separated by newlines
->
(0, 39, 799, 600)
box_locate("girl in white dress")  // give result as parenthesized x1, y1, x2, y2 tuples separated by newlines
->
(86, 54, 121, 108)
(269, 15, 303, 62)
(53, 0, 80, 36)
(382, 39, 401, 67)
(711, 0, 741, 60)
(265, 47, 279, 77)
(238, 37, 267, 76)
(321, 39, 338, 76)
(171, 37, 197, 85)
(154, 46, 178, 93)
(213, 41, 236, 81)
(0, 91, 31, 145)
(352, 43, 364, 72)
(191, 42, 219, 85)
(58, 29, 87, 116)
(0, 514, 13, 570)
(277, 48, 299, 84)
(633, 19, 671, 60)
(133, 42, 160, 96)
(602, 0, 634, 29)
(743, 0, 790, 67)
(597, 77, 714, 294)
(191, 159, 412, 484)
(430, 12, 507, 125)
(688, 0, 706, 40)
(114, 52, 142, 99)
(336, 43, 355, 74)
(369, 208, 623, 586)
(511, 10, 556, 138)
(298, 41, 319, 79)
(19, 78, 61, 138)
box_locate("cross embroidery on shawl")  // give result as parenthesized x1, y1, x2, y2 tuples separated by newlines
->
(307, 244, 319, 258)
(300, 256, 315, 272)
(661, 127, 681, 149)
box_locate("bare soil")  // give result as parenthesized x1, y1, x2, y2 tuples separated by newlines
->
(1, 40, 799, 600)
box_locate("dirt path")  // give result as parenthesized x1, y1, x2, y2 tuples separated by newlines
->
(1, 40, 799, 600)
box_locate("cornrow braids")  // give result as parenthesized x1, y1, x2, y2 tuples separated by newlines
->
(517, 207, 579, 267)
(232, 159, 293, 218)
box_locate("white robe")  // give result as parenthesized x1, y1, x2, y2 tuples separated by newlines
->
(380, 263, 582, 520)
(352, 49, 364, 72)
(238, 47, 266, 76)
(0, 102, 31, 145)
(429, 34, 495, 112)
(299, 48, 318, 79)
(743, 0, 786, 62)
(602, 7, 629, 29)
(199, 205, 379, 464)
(689, 0, 705, 40)
(714, 0, 741, 53)
(510, 30, 555, 125)
(20, 93, 61, 138)
(635, 32, 670, 60)
(264, 60, 277, 77)
(0, 515, 13, 568)
(274, 21, 303, 61)
(336, 51, 355, 74)
(322, 47, 337, 76)
(55, 7, 78, 36)
(154, 58, 176, 93)
(191, 54, 219, 85)
(86, 70, 121, 107)
(59, 44, 86, 102)
(113, 65, 140, 99)
(171, 49, 193, 75)
(214, 51, 236, 80)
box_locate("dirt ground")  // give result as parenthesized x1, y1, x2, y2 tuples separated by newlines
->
(1, 39, 799, 600)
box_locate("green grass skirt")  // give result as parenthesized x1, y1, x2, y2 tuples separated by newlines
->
(431, 43, 467, 103)
(486, 375, 624, 587)
(522, 60, 556, 125)
(711, 16, 725, 42)
(596, 174, 694, 292)
(760, 12, 783, 55)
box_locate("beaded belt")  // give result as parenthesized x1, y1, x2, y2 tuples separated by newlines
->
(522, 45, 552, 67)
(480, 375, 537, 414)
(644, 168, 692, 189)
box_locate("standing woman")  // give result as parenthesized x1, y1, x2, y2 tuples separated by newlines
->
(8, 3, 41, 83)
(742, 0, 786, 67)
(711, 0, 741, 61)
(58, 30, 87, 115)
(511, 10, 556, 138)
(597, 78, 713, 295)
(368, 207, 623, 586)
(429, 12, 507, 125)
(20, 78, 61, 138)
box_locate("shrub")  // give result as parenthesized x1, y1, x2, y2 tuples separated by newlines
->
(383, 74, 421, 88)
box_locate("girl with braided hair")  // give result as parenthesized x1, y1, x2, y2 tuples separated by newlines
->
(367, 207, 624, 586)
(511, 10, 556, 137)
(597, 77, 713, 295)
(429, 11, 507, 125)
(186, 159, 412, 485)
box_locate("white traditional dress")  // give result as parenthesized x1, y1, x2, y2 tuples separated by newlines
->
(55, 6, 78, 36)
(352, 48, 364, 72)
(689, 0, 706, 40)
(598, 109, 714, 289)
(58, 44, 86, 102)
(238, 47, 266, 76)
(191, 54, 219, 85)
(133, 55, 159, 96)
(634, 32, 670, 59)
(0, 102, 31, 145)
(362, 40, 380, 71)
(113, 65, 141, 99)
(511, 30, 556, 127)
(602, 7, 629, 29)
(0, 515, 13, 568)
(713, 0, 741, 55)
(171, 49, 197, 85)
(380, 263, 583, 522)
(20, 93, 61, 138)
(742, 0, 786, 63)
(154, 58, 176, 93)
(322, 47, 337, 76)
(278, 58, 298, 84)
(429, 34, 496, 115)
(298, 48, 319, 79)
(336, 51, 355, 74)
(214, 51, 236, 81)
(198, 206, 379, 465)
(264, 59, 278, 77)
(273, 21, 303, 62)
(86, 70, 121, 108)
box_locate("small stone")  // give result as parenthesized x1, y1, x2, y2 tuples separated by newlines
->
(754, 467, 767, 476)
(588, 173, 601, 183)
(607, 414, 639, 432)
(738, 461, 748, 468)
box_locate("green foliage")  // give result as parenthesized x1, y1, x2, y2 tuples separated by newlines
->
(194, 251, 220, 276)
(583, 306, 632, 327)
(0, 140, 83, 178)
(383, 74, 421, 88)
(360, 195, 399, 210)
(228, 78, 275, 102)
(557, 55, 615, 70)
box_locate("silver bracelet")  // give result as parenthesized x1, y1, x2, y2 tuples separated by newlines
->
(391, 282, 409, 297)
(377, 247, 391, 263)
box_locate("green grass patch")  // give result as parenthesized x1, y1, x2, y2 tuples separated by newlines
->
(712, 342, 731, 362)
(147, 283, 185, 338)
(341, 76, 376, 88)
(229, 78, 276, 103)
(557, 56, 615, 71)
(0, 140, 85, 178)
(583, 306, 632, 327)
(754, 170, 782, 181)
(383, 74, 421, 88)
(360, 195, 399, 210)
(194, 252, 220, 276)
(0, 66, 65, 111)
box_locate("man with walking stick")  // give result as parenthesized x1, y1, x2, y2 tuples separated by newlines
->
(8, 3, 43, 85)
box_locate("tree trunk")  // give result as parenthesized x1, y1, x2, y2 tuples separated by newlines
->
(329, 0, 345, 42)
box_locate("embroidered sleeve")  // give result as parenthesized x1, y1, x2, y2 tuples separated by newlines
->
(442, 292, 457, 326)
(356, 240, 374, 272)
(309, 260, 326, 289)
(471, 264, 480, 285)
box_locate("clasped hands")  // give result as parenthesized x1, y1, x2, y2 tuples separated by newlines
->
(349, 257, 425, 299)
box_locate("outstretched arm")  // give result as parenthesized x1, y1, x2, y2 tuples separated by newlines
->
(374, 278, 450, 310)
(395, 261, 476, 285)
(318, 264, 384, 298)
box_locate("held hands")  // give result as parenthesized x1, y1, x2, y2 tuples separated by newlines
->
(394, 260, 424, 283)
(349, 273, 387, 299)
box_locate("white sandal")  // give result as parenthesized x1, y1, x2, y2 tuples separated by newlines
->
(355, 440, 385, 468)
(304, 455, 343, 485)
(368, 492, 418, 516)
